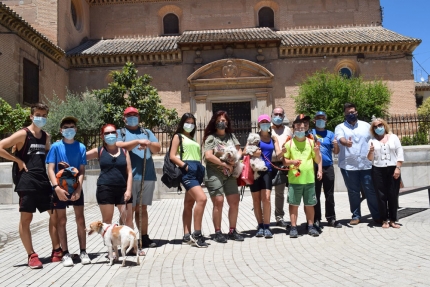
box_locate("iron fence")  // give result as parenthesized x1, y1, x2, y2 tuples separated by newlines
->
(1, 115, 429, 163)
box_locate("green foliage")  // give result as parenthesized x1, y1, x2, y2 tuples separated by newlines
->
(293, 70, 391, 131)
(93, 62, 179, 130)
(44, 91, 104, 148)
(0, 98, 30, 134)
(401, 129, 429, 146)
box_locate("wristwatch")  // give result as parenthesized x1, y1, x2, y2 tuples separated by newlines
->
(180, 163, 188, 171)
(52, 184, 58, 190)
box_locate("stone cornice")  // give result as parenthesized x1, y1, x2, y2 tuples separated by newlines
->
(279, 42, 419, 58)
(0, 3, 64, 63)
(86, 0, 179, 5)
(68, 51, 181, 67)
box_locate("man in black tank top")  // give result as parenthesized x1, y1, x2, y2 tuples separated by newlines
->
(0, 103, 61, 269)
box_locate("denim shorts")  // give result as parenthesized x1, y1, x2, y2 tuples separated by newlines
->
(181, 161, 205, 191)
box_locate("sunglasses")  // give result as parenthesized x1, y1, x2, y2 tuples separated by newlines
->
(273, 113, 283, 116)
(104, 131, 117, 135)
(374, 124, 384, 128)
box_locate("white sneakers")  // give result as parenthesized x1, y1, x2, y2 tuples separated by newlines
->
(62, 252, 91, 267)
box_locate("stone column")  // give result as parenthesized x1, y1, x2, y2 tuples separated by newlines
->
(255, 92, 270, 116)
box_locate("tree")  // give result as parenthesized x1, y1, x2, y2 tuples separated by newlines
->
(293, 70, 391, 131)
(93, 62, 179, 130)
(44, 91, 104, 148)
(0, 98, 30, 135)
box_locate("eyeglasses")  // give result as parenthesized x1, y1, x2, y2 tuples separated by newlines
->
(103, 131, 117, 135)
(62, 126, 75, 129)
(273, 113, 283, 116)
(374, 124, 384, 128)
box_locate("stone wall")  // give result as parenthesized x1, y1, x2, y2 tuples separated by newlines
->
(1, 145, 429, 204)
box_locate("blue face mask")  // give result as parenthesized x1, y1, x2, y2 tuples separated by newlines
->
(62, 128, 76, 140)
(315, 119, 326, 129)
(346, 113, 358, 123)
(126, 116, 139, 127)
(260, 123, 271, 132)
(294, 131, 306, 139)
(104, 134, 117, 145)
(33, 116, 47, 128)
(272, 116, 283, 126)
(375, 127, 385, 136)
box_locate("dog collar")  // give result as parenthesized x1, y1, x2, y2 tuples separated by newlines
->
(102, 224, 117, 238)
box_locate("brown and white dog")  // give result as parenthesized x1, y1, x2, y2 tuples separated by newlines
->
(87, 221, 140, 267)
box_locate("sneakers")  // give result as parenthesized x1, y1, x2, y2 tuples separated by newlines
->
(276, 218, 289, 228)
(182, 234, 192, 245)
(190, 233, 208, 248)
(308, 226, 320, 237)
(313, 220, 323, 233)
(255, 228, 264, 237)
(62, 253, 74, 267)
(264, 229, 273, 239)
(289, 226, 298, 238)
(80, 251, 91, 265)
(328, 219, 342, 228)
(228, 230, 244, 241)
(51, 249, 63, 263)
(28, 253, 43, 269)
(141, 235, 157, 248)
(213, 232, 227, 243)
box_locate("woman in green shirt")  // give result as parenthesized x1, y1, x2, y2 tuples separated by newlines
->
(169, 113, 207, 247)
(203, 110, 244, 243)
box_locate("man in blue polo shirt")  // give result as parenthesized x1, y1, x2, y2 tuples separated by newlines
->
(335, 103, 380, 225)
(116, 107, 161, 250)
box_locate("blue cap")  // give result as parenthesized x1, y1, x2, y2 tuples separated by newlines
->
(314, 111, 327, 118)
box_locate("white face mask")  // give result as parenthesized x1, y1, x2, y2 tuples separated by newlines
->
(183, 123, 195, 133)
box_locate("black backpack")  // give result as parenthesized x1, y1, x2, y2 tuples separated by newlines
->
(161, 134, 183, 191)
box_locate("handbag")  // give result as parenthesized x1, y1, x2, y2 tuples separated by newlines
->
(161, 134, 183, 191)
(272, 169, 288, 186)
(239, 155, 254, 185)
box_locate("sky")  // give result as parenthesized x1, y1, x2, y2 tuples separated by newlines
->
(381, 0, 430, 83)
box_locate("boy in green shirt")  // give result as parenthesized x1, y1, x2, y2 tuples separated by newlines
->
(283, 114, 321, 238)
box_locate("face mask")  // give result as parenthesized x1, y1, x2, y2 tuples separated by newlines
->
(272, 116, 283, 126)
(104, 134, 117, 145)
(183, 123, 195, 133)
(62, 128, 76, 140)
(315, 119, 326, 129)
(33, 117, 47, 128)
(375, 127, 385, 136)
(346, 113, 358, 123)
(126, 116, 139, 127)
(260, 123, 271, 132)
(216, 122, 226, 130)
(294, 131, 306, 139)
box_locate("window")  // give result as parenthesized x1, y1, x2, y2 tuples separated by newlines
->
(339, 67, 353, 79)
(23, 58, 39, 104)
(259, 7, 274, 28)
(163, 14, 179, 35)
(71, 2, 78, 28)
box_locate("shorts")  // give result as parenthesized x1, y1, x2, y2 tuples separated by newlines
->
(53, 190, 85, 209)
(287, 183, 317, 206)
(204, 166, 239, 197)
(250, 170, 272, 192)
(181, 161, 205, 191)
(96, 185, 132, 206)
(18, 191, 52, 213)
(132, 180, 155, 207)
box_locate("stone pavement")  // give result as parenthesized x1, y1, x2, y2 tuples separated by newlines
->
(0, 189, 429, 287)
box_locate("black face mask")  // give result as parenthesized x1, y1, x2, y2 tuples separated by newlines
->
(345, 113, 358, 123)
(216, 122, 226, 130)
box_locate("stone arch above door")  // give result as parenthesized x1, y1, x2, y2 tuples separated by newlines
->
(187, 58, 274, 122)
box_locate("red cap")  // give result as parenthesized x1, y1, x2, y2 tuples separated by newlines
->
(124, 107, 138, 115)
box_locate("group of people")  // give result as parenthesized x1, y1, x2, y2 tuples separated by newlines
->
(0, 102, 404, 269)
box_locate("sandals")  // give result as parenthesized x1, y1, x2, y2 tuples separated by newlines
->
(382, 221, 390, 228)
(389, 221, 401, 229)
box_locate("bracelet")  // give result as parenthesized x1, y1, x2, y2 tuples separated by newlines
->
(396, 166, 401, 170)
(180, 163, 188, 171)
(52, 184, 58, 190)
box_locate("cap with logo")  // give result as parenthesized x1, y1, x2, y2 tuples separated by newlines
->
(123, 107, 139, 116)
(314, 111, 327, 118)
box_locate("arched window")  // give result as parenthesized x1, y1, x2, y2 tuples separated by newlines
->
(258, 7, 274, 28)
(339, 67, 353, 79)
(163, 13, 179, 35)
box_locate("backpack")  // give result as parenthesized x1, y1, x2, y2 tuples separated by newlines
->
(161, 134, 183, 191)
(55, 165, 80, 195)
(12, 128, 33, 185)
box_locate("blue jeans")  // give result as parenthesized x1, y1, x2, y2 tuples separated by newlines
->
(340, 169, 380, 220)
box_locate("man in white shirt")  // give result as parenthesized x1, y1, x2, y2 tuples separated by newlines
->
(334, 103, 380, 225)
(270, 107, 292, 227)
